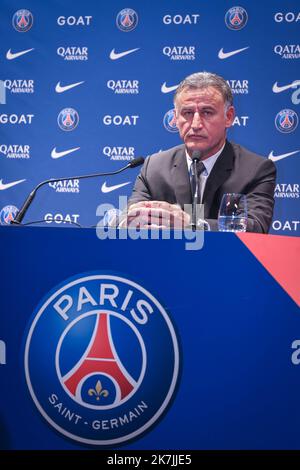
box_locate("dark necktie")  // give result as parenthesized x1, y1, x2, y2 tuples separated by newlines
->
(191, 161, 205, 203)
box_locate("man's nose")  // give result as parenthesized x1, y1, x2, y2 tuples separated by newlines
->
(191, 112, 203, 129)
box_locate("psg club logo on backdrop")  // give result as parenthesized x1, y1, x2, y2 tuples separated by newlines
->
(116, 8, 138, 32)
(0, 205, 18, 225)
(225, 7, 248, 30)
(24, 273, 180, 445)
(275, 109, 299, 133)
(57, 108, 79, 131)
(163, 109, 178, 133)
(12, 9, 33, 32)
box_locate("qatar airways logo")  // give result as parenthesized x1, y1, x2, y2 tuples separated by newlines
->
(227, 79, 249, 94)
(48, 180, 80, 194)
(274, 183, 299, 199)
(0, 144, 30, 159)
(274, 45, 300, 59)
(107, 80, 139, 94)
(24, 273, 180, 445)
(163, 46, 195, 61)
(103, 146, 135, 161)
(4, 79, 34, 94)
(57, 47, 88, 61)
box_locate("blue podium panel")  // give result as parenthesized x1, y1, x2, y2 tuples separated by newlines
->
(0, 0, 299, 236)
(0, 226, 299, 449)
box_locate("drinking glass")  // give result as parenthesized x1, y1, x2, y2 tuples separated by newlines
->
(218, 193, 247, 232)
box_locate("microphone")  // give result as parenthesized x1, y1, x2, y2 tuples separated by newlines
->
(191, 150, 201, 231)
(12, 157, 145, 225)
(128, 157, 144, 168)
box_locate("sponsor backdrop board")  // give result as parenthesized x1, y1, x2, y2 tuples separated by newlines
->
(0, 0, 299, 234)
(0, 226, 300, 450)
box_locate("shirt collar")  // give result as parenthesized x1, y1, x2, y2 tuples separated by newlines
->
(186, 142, 226, 176)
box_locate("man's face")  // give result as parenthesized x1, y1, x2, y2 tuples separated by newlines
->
(175, 86, 235, 158)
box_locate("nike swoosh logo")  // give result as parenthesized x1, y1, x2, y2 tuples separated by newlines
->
(161, 82, 179, 94)
(101, 181, 131, 193)
(109, 48, 140, 60)
(51, 147, 80, 159)
(55, 81, 85, 93)
(6, 48, 34, 60)
(272, 80, 300, 93)
(0, 178, 26, 190)
(218, 47, 249, 59)
(268, 150, 300, 162)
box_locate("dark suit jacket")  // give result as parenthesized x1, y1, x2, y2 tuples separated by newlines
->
(129, 141, 277, 233)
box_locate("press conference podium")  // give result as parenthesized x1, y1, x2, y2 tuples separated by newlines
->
(0, 225, 299, 450)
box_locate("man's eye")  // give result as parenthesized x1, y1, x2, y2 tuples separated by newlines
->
(203, 111, 213, 116)
(183, 111, 193, 117)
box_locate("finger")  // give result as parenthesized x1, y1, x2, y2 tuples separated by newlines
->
(136, 209, 173, 227)
(128, 201, 151, 210)
(129, 201, 181, 212)
(148, 201, 183, 212)
(127, 213, 171, 228)
(127, 207, 178, 220)
(127, 209, 189, 228)
(139, 224, 169, 229)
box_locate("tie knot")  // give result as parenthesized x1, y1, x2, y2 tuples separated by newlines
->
(196, 161, 205, 177)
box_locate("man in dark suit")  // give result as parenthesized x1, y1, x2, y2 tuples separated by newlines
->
(126, 72, 276, 232)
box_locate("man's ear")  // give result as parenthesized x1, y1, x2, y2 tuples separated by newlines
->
(225, 105, 235, 128)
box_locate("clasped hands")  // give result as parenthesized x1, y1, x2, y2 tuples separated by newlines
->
(118, 201, 190, 229)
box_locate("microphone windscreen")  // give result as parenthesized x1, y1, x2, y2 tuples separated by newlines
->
(129, 157, 145, 168)
(191, 150, 201, 162)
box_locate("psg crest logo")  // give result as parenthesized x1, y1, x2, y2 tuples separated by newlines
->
(225, 7, 248, 30)
(163, 109, 178, 133)
(0, 205, 18, 225)
(57, 108, 79, 131)
(275, 109, 299, 133)
(12, 9, 33, 32)
(116, 8, 138, 32)
(24, 273, 180, 445)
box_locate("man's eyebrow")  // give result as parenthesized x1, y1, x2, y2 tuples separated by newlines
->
(180, 105, 216, 112)
(180, 105, 195, 111)
(201, 105, 216, 110)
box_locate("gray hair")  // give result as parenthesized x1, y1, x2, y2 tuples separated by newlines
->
(174, 71, 233, 109)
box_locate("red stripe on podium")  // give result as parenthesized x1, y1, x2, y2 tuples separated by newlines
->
(237, 233, 300, 307)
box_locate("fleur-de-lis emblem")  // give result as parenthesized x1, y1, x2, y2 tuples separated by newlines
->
(88, 380, 109, 401)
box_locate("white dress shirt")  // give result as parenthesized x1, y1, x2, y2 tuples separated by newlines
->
(186, 143, 225, 202)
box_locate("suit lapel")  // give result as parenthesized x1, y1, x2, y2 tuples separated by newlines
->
(202, 141, 234, 217)
(171, 147, 192, 208)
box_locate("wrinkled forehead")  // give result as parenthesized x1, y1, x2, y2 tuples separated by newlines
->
(175, 85, 226, 108)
